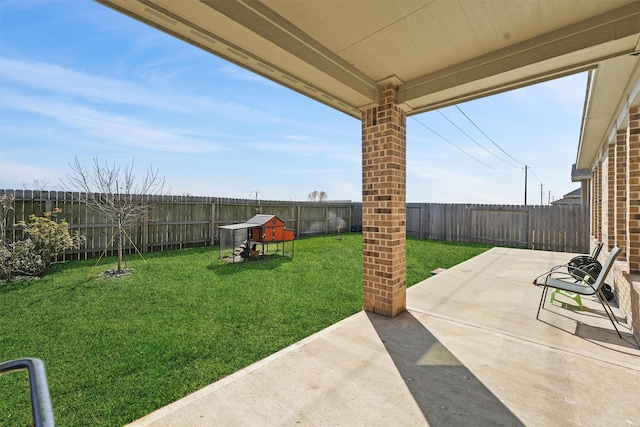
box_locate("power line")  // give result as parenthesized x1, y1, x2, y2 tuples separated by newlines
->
(411, 116, 520, 182)
(529, 169, 543, 184)
(437, 110, 519, 168)
(454, 105, 550, 201)
(455, 105, 524, 166)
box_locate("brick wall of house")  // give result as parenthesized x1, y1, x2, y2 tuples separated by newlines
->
(628, 106, 640, 273)
(591, 106, 640, 340)
(596, 241, 640, 340)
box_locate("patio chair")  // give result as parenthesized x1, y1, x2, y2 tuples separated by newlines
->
(533, 242, 605, 307)
(536, 245, 623, 338)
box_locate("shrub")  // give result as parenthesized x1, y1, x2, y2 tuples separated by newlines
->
(0, 194, 15, 280)
(0, 245, 13, 280)
(1, 209, 83, 280)
(8, 239, 45, 276)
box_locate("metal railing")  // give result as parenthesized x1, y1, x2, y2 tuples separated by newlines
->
(0, 358, 55, 427)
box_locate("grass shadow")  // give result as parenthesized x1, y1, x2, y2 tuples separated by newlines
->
(138, 246, 212, 260)
(207, 255, 292, 275)
(0, 276, 44, 293)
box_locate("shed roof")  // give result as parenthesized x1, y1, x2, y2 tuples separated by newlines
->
(246, 214, 277, 225)
(219, 214, 281, 230)
(218, 222, 255, 231)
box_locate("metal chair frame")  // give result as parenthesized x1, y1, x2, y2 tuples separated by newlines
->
(536, 246, 624, 339)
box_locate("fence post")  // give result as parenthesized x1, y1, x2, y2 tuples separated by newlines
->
(419, 204, 424, 238)
(210, 201, 216, 246)
(324, 206, 328, 234)
(142, 196, 149, 253)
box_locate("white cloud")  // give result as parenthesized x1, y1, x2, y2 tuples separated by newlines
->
(0, 57, 289, 123)
(246, 141, 321, 156)
(0, 57, 177, 110)
(0, 162, 65, 189)
(284, 134, 319, 142)
(1, 91, 229, 154)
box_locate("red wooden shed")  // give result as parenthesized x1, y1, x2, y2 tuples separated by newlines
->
(219, 214, 294, 262)
(247, 214, 295, 243)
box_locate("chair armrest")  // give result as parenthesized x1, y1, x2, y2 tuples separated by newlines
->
(533, 264, 572, 285)
(545, 266, 597, 292)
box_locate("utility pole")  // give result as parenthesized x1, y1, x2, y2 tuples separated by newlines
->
(524, 165, 528, 205)
(249, 191, 263, 214)
(540, 183, 543, 206)
(548, 190, 551, 205)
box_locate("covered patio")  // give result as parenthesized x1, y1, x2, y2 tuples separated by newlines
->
(127, 247, 639, 426)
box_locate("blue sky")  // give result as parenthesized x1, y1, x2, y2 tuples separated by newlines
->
(0, 0, 587, 204)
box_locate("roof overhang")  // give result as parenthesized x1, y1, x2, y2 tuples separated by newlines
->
(571, 163, 593, 182)
(96, 0, 640, 119)
(575, 53, 640, 170)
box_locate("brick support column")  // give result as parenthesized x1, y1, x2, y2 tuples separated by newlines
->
(592, 164, 602, 240)
(591, 166, 595, 237)
(361, 85, 406, 317)
(615, 129, 627, 260)
(605, 142, 615, 247)
(628, 106, 640, 272)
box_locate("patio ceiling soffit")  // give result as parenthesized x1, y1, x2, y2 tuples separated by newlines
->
(96, 0, 640, 119)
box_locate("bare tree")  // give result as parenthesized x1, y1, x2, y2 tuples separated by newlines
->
(61, 156, 166, 273)
(33, 179, 51, 192)
(307, 190, 328, 202)
(22, 179, 51, 193)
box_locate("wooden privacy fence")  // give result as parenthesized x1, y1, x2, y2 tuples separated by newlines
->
(401, 203, 590, 253)
(1, 190, 353, 260)
(2, 190, 590, 259)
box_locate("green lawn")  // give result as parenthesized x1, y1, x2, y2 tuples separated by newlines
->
(0, 234, 490, 426)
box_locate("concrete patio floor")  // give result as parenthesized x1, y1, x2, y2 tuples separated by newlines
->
(127, 247, 640, 427)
